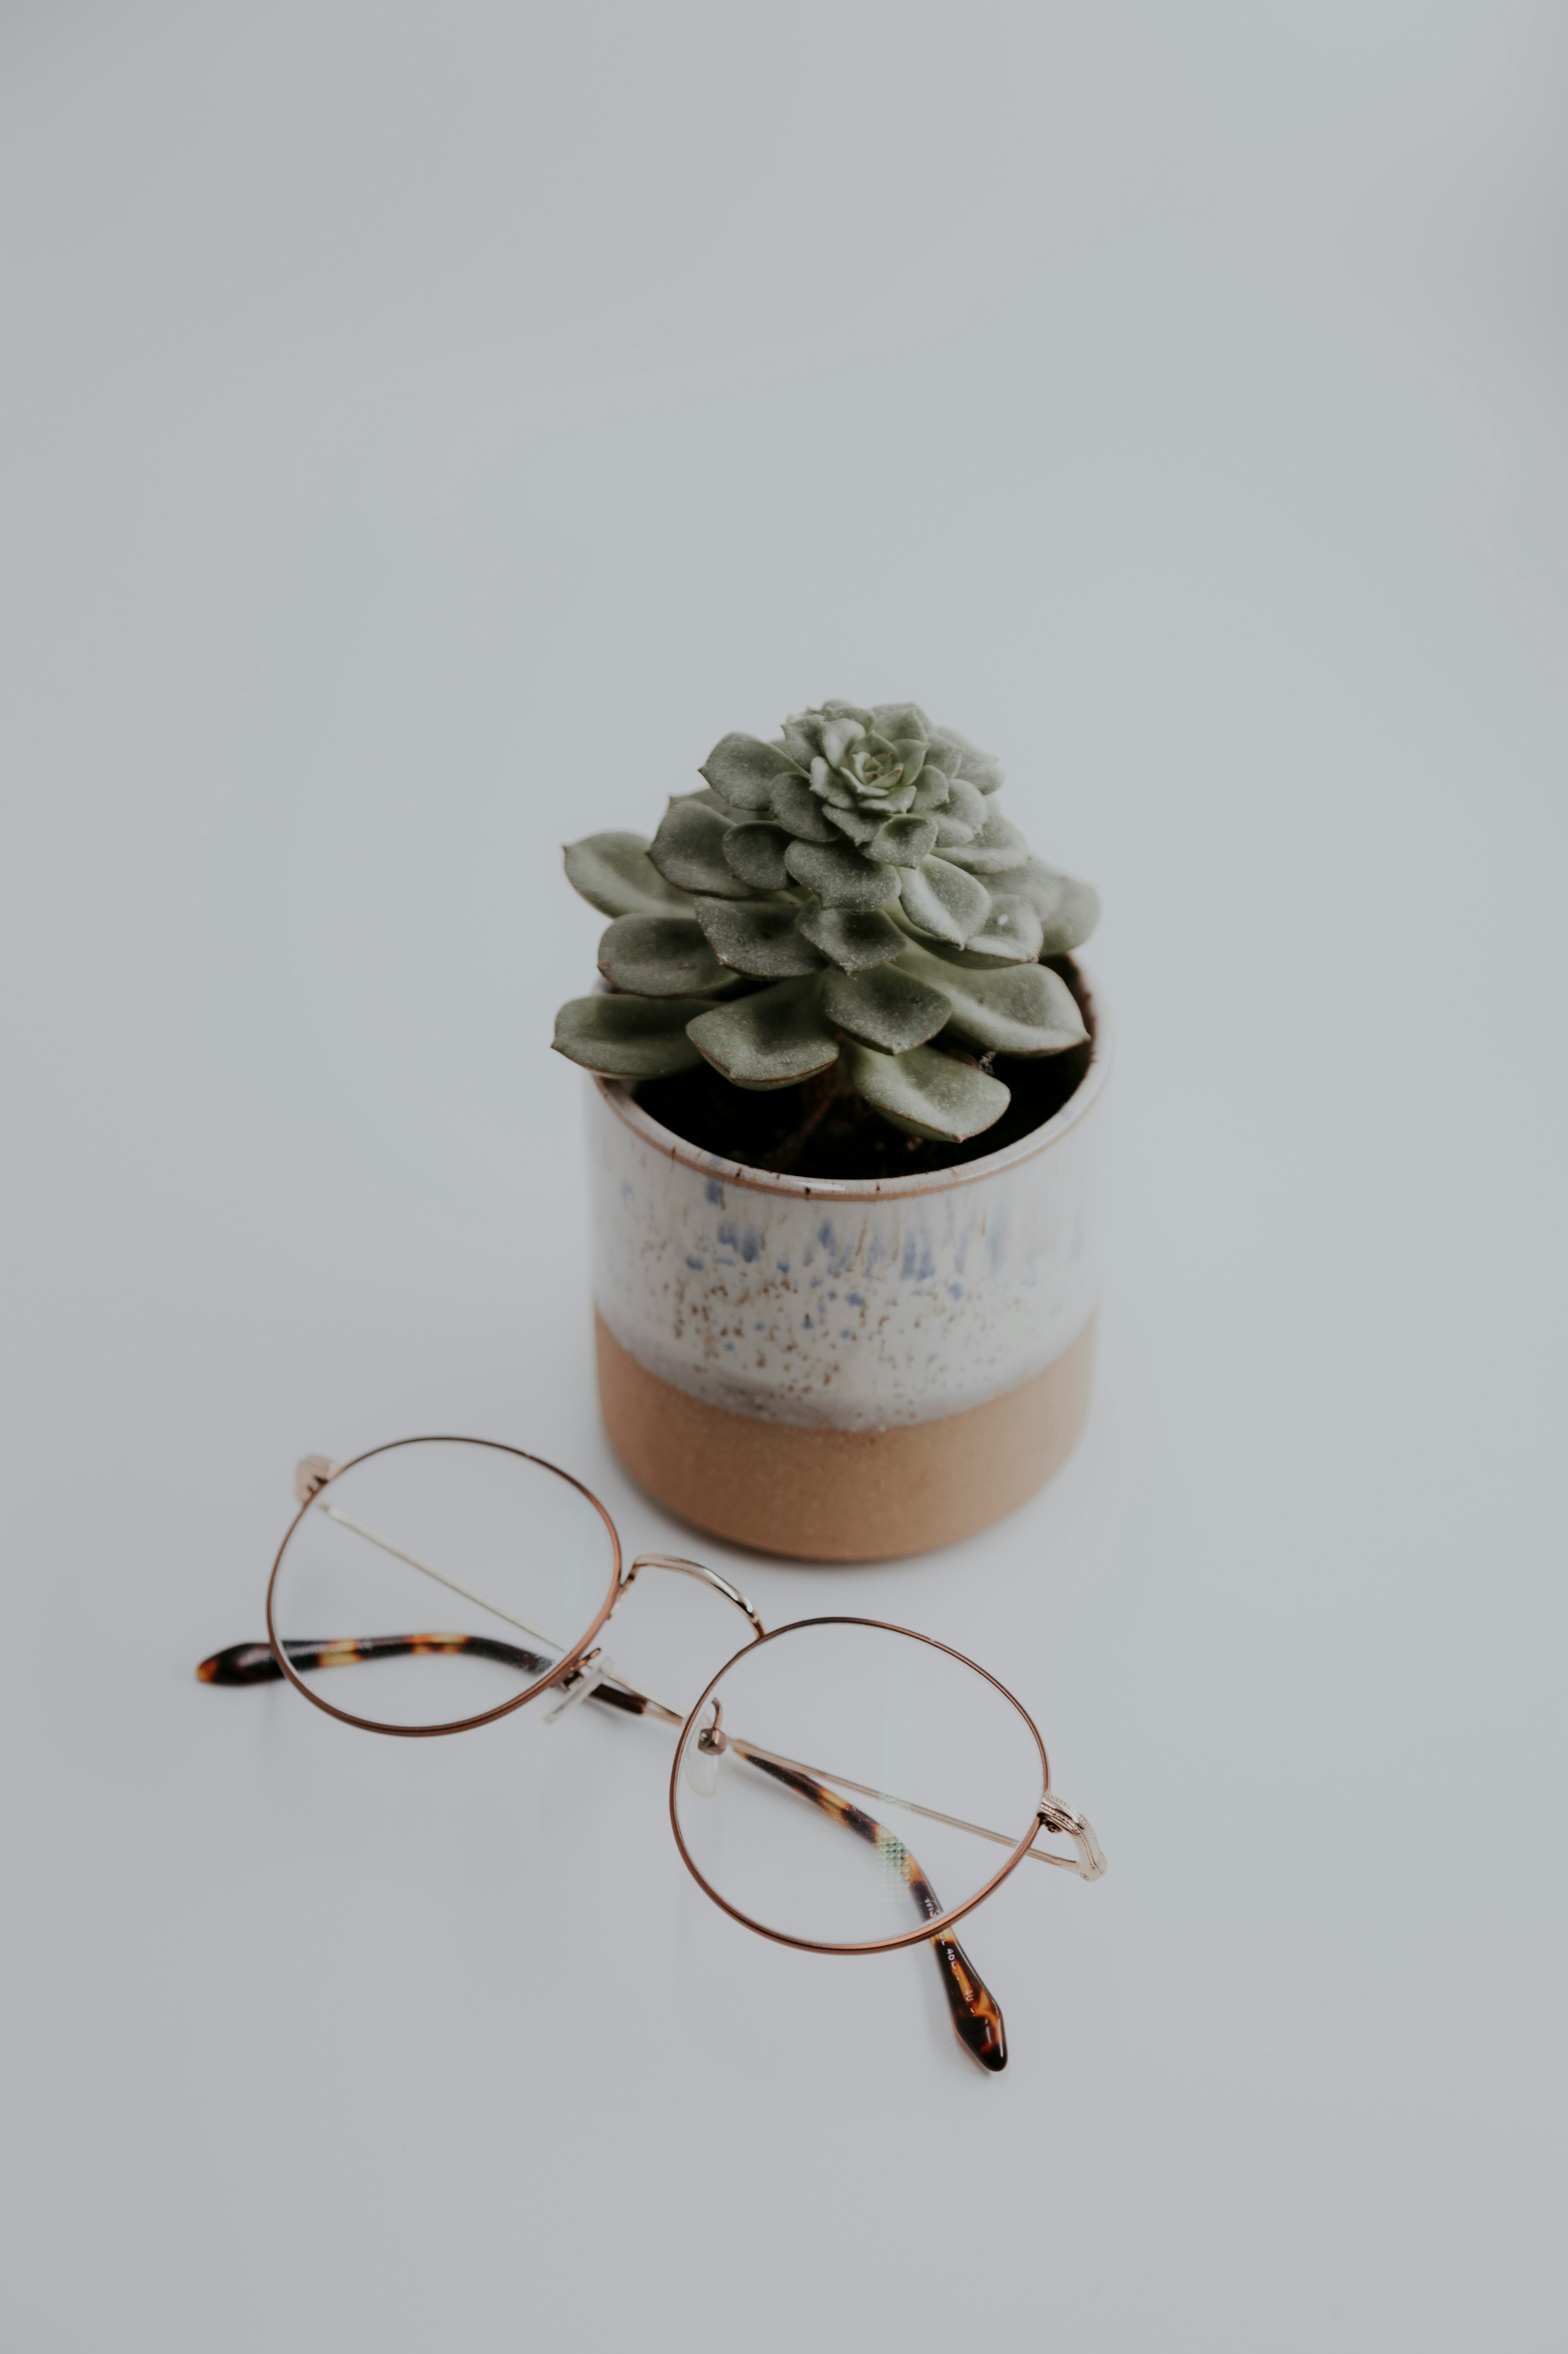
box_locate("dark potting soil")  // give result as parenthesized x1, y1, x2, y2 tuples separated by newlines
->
(635, 957, 1096, 1183)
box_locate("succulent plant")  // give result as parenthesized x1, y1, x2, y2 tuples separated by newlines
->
(553, 700, 1098, 1144)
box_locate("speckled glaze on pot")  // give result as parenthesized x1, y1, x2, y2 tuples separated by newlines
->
(586, 991, 1111, 1436)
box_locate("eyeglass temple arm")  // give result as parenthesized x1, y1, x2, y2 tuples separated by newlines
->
(731, 1735, 1106, 1883)
(727, 1744, 1007, 2075)
(195, 1635, 651, 1719)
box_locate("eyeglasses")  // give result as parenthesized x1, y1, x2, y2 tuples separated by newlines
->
(196, 1435, 1105, 2073)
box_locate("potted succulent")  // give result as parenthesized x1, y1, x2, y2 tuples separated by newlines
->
(552, 700, 1109, 1561)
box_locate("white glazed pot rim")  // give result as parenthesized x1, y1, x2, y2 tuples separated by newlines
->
(595, 964, 1113, 1204)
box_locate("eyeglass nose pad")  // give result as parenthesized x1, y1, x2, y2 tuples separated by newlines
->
(683, 1702, 726, 1798)
(1034, 1795, 1108, 1881)
(294, 1455, 343, 1505)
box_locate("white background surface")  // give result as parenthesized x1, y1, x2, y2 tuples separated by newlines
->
(3, 5, 1565, 2348)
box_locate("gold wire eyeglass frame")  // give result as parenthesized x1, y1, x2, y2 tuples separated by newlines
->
(200, 1435, 1106, 2073)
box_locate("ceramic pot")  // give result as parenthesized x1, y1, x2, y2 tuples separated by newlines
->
(585, 979, 1111, 1561)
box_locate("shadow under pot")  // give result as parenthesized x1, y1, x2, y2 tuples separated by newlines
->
(585, 967, 1111, 1562)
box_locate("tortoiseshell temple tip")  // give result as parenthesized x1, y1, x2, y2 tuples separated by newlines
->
(196, 1643, 283, 1685)
(935, 1937, 1007, 2073)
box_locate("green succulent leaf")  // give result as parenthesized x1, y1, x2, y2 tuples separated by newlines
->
(929, 775, 988, 847)
(809, 762, 858, 809)
(823, 803, 883, 846)
(692, 896, 827, 979)
(784, 836, 902, 910)
(941, 809, 1031, 875)
(869, 702, 930, 743)
(767, 769, 841, 842)
(647, 797, 752, 899)
(564, 832, 696, 920)
(552, 994, 709, 1079)
(795, 901, 907, 972)
(778, 715, 819, 769)
(898, 943, 1088, 1056)
(820, 964, 952, 1054)
(907, 768, 953, 815)
(866, 813, 938, 866)
(597, 915, 738, 998)
(680, 786, 747, 820)
(699, 733, 806, 814)
(687, 975, 840, 1091)
(994, 858, 1101, 954)
(842, 1040, 1012, 1142)
(931, 813, 976, 849)
(722, 821, 793, 891)
(962, 891, 1045, 963)
(1040, 877, 1100, 955)
(820, 713, 865, 767)
(896, 854, 992, 945)
(926, 727, 1004, 793)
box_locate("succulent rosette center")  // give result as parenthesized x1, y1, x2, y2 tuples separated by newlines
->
(804, 715, 912, 808)
(832, 738, 899, 795)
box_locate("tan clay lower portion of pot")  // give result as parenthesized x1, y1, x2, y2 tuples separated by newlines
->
(595, 1311, 1096, 1561)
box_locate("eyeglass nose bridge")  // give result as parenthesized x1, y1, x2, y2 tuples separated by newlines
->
(618, 1552, 766, 1640)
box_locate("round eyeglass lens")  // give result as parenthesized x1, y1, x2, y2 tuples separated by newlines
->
(268, 1439, 620, 1731)
(671, 1620, 1047, 1951)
